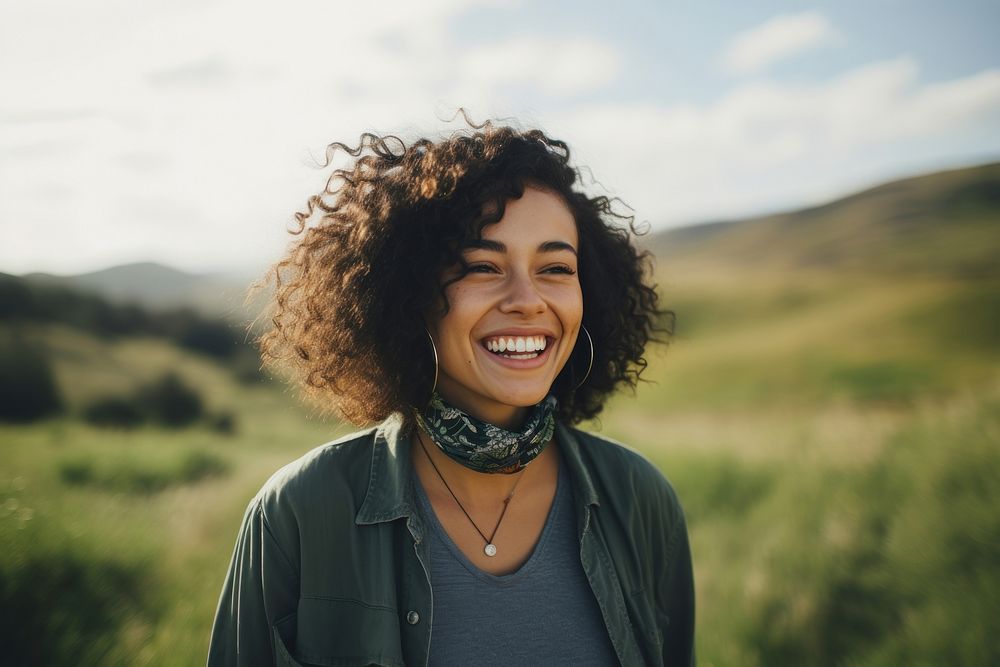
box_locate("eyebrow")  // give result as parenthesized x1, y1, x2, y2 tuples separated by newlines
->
(466, 239, 578, 256)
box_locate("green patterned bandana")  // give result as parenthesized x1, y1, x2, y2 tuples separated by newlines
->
(415, 393, 557, 474)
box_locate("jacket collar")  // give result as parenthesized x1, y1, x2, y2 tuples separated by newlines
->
(355, 414, 413, 525)
(555, 424, 601, 508)
(355, 415, 600, 526)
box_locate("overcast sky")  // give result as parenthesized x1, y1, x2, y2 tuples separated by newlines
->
(2, 0, 999, 275)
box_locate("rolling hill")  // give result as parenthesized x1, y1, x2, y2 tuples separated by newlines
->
(22, 262, 260, 318)
(646, 161, 1000, 278)
(16, 161, 1000, 317)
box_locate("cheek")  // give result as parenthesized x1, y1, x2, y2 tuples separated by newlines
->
(432, 299, 479, 360)
(553, 283, 584, 321)
(429, 285, 469, 337)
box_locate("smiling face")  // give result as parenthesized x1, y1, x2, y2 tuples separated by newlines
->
(427, 185, 583, 428)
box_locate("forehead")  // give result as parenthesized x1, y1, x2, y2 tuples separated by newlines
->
(479, 186, 578, 246)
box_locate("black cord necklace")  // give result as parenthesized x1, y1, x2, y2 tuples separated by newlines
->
(416, 429, 526, 557)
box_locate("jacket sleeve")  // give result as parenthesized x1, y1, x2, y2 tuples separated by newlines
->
(207, 497, 300, 667)
(658, 504, 696, 666)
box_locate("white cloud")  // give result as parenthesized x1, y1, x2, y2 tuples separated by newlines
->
(0, 0, 622, 274)
(551, 58, 1000, 227)
(459, 37, 621, 96)
(2, 1, 999, 277)
(721, 11, 838, 75)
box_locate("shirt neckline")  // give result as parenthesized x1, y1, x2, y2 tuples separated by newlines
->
(412, 457, 567, 585)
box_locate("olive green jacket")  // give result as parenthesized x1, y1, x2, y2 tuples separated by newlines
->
(208, 417, 695, 666)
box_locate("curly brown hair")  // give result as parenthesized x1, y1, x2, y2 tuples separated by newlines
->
(259, 118, 669, 426)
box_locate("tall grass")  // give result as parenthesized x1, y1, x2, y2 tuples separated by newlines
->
(595, 275, 1000, 666)
(641, 389, 1000, 666)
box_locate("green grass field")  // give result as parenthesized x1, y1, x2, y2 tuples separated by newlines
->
(599, 270, 1000, 666)
(1, 328, 346, 665)
(3, 267, 999, 665)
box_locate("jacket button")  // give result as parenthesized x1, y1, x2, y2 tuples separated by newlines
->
(406, 611, 420, 625)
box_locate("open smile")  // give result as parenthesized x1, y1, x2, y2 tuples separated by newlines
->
(478, 333, 556, 367)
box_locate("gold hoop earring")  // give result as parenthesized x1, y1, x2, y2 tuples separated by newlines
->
(573, 326, 594, 390)
(424, 328, 439, 396)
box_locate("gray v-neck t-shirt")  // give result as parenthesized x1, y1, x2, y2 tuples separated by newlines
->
(413, 460, 619, 666)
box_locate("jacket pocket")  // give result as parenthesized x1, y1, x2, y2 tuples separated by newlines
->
(283, 596, 404, 667)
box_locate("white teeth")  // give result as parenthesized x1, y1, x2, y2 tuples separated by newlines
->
(483, 335, 550, 357)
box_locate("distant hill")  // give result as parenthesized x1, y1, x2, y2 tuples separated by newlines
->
(647, 162, 1000, 278)
(1, 270, 264, 382)
(22, 261, 263, 320)
(18, 162, 1000, 318)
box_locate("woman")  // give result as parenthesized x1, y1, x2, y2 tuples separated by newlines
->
(208, 121, 695, 666)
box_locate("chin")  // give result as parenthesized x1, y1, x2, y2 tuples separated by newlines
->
(492, 384, 555, 407)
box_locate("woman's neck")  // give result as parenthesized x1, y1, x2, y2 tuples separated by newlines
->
(434, 387, 530, 430)
(413, 389, 556, 497)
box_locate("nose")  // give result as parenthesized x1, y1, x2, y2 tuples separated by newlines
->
(498, 270, 547, 315)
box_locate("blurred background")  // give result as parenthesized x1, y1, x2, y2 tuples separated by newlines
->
(2, 1, 999, 665)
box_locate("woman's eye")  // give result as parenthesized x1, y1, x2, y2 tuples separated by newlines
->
(543, 265, 576, 275)
(467, 263, 498, 274)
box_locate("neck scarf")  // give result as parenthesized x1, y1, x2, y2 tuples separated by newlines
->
(415, 393, 557, 474)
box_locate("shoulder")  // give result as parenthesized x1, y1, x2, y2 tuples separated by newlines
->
(253, 425, 380, 525)
(563, 425, 685, 525)
(566, 427, 675, 489)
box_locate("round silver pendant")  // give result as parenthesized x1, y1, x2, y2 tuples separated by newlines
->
(484, 543, 497, 557)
